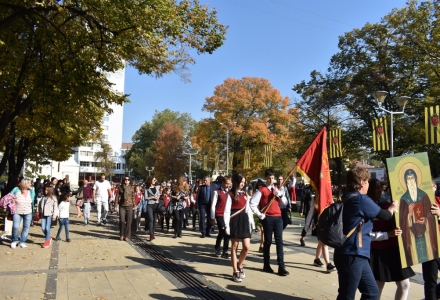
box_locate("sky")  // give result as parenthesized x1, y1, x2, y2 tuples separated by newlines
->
(122, 0, 409, 142)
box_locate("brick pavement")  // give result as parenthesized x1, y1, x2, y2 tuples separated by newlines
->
(0, 202, 426, 299)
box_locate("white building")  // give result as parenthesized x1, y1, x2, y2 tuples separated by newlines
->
(39, 67, 127, 185)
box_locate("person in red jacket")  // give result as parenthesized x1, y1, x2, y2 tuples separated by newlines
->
(210, 176, 231, 258)
(250, 169, 289, 276)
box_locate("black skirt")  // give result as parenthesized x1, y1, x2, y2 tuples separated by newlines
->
(229, 209, 251, 239)
(370, 247, 415, 282)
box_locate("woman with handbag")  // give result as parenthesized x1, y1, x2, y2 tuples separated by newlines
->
(171, 177, 189, 238)
(144, 176, 160, 241)
(224, 173, 251, 283)
(10, 178, 35, 248)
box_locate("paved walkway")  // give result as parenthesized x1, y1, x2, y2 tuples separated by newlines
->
(0, 202, 425, 299)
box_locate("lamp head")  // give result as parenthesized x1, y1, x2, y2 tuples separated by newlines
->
(371, 91, 388, 104)
(396, 96, 410, 109)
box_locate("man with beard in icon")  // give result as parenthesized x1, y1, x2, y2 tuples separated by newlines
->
(400, 169, 438, 266)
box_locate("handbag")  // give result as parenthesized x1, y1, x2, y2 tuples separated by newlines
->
(76, 188, 84, 199)
(33, 213, 41, 222)
(166, 203, 174, 218)
(287, 212, 292, 225)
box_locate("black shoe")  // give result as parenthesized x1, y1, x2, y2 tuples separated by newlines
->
(313, 258, 324, 267)
(173, 235, 177, 239)
(178, 235, 182, 238)
(205, 233, 211, 237)
(201, 233, 205, 238)
(300, 239, 305, 247)
(278, 267, 289, 276)
(221, 252, 230, 259)
(97, 222, 101, 226)
(263, 266, 274, 273)
(215, 247, 222, 257)
(102, 219, 107, 225)
(192, 227, 197, 231)
(327, 263, 336, 272)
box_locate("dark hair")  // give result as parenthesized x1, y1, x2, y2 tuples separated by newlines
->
(346, 167, 370, 191)
(264, 169, 275, 177)
(45, 186, 55, 198)
(367, 178, 381, 203)
(146, 176, 155, 187)
(404, 169, 417, 186)
(60, 193, 69, 202)
(230, 173, 245, 201)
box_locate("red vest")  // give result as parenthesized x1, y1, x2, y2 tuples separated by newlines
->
(230, 192, 247, 210)
(259, 186, 281, 217)
(215, 189, 227, 216)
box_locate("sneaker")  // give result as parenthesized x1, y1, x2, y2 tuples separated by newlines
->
(313, 258, 324, 267)
(10, 241, 18, 249)
(48, 237, 52, 245)
(42, 240, 50, 248)
(238, 265, 245, 279)
(66, 239, 71, 243)
(300, 239, 305, 247)
(221, 252, 230, 259)
(327, 263, 336, 272)
(55, 237, 61, 241)
(232, 271, 242, 282)
(215, 247, 222, 257)
(19, 242, 27, 248)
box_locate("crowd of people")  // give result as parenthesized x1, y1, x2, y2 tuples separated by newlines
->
(4, 167, 440, 299)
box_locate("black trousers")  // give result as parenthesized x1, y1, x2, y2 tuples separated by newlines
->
(146, 203, 158, 233)
(174, 210, 184, 236)
(215, 216, 230, 252)
(422, 258, 440, 300)
(263, 216, 284, 268)
(281, 208, 289, 230)
(190, 206, 197, 227)
(119, 206, 133, 239)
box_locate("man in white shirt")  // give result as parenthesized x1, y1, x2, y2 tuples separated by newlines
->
(93, 173, 112, 226)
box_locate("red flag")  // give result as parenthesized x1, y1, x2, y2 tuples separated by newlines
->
(296, 127, 333, 214)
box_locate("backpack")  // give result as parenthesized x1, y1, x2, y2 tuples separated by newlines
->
(317, 193, 363, 248)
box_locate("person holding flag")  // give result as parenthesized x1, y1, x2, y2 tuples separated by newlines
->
(250, 168, 289, 276)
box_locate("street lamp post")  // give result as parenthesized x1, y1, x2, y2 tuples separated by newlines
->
(145, 166, 154, 177)
(371, 91, 410, 158)
(183, 149, 199, 184)
(220, 122, 236, 176)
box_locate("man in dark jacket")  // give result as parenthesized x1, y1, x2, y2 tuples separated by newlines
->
(197, 176, 215, 238)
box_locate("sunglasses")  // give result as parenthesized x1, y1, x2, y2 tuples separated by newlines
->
(124, 179, 130, 181)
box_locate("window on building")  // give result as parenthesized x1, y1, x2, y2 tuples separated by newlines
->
(116, 163, 121, 169)
(122, 163, 126, 170)
(91, 162, 98, 167)
(85, 142, 93, 148)
(80, 161, 90, 167)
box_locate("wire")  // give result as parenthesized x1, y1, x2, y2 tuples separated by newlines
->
(222, 0, 345, 33)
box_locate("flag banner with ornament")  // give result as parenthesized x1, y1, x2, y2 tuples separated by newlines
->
(214, 154, 219, 171)
(203, 155, 208, 171)
(328, 128, 342, 158)
(264, 145, 272, 167)
(228, 152, 234, 169)
(372, 117, 389, 151)
(244, 149, 251, 169)
(425, 106, 440, 145)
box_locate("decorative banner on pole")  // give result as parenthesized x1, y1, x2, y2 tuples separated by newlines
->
(244, 149, 251, 169)
(296, 127, 333, 215)
(328, 128, 342, 158)
(372, 117, 389, 151)
(425, 106, 440, 145)
(214, 154, 219, 171)
(264, 145, 272, 167)
(228, 152, 234, 170)
(203, 155, 208, 171)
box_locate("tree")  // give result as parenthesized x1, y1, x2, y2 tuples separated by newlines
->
(0, 0, 226, 189)
(192, 77, 300, 178)
(293, 0, 440, 176)
(94, 139, 114, 178)
(126, 109, 196, 178)
(153, 123, 186, 180)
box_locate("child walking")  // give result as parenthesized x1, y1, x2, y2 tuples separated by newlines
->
(83, 196, 92, 226)
(56, 194, 71, 242)
(38, 186, 58, 248)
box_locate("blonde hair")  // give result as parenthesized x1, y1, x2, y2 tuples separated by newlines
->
(19, 178, 32, 191)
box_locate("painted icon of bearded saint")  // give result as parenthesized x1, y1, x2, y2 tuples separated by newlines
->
(400, 169, 438, 266)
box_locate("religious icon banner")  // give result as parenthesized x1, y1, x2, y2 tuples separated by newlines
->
(372, 117, 389, 151)
(328, 128, 342, 158)
(386, 152, 440, 268)
(425, 105, 440, 145)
